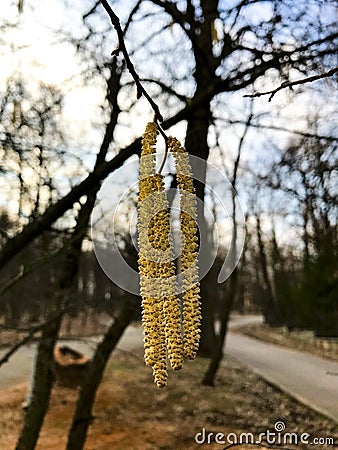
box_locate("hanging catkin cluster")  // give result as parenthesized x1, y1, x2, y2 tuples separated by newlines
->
(138, 122, 201, 387)
(168, 136, 201, 360)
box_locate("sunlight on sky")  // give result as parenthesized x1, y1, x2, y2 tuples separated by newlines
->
(2, 2, 80, 84)
(1, 1, 105, 150)
(1, 0, 305, 156)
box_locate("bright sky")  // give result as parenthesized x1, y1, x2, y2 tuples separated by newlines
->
(1, 1, 108, 149)
(1, 1, 328, 149)
(1, 0, 336, 244)
(2, 2, 79, 83)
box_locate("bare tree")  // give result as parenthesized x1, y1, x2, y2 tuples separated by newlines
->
(15, 56, 124, 449)
(0, 2, 337, 447)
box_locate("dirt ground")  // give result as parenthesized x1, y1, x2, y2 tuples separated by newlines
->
(0, 348, 336, 450)
(237, 323, 338, 362)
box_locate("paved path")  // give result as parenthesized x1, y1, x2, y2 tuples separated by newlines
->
(0, 343, 34, 388)
(228, 314, 263, 329)
(226, 332, 338, 422)
(0, 325, 143, 389)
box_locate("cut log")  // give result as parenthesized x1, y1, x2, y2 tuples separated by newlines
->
(53, 345, 90, 388)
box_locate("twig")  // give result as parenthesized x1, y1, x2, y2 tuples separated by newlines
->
(99, 0, 164, 122)
(0, 306, 71, 367)
(244, 66, 338, 101)
(83, 0, 100, 20)
(216, 118, 338, 142)
(99, 0, 170, 174)
(0, 228, 90, 298)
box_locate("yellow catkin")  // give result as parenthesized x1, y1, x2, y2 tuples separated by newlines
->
(168, 136, 201, 360)
(138, 122, 183, 387)
(138, 123, 167, 387)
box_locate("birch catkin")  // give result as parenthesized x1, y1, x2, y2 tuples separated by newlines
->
(168, 137, 201, 360)
(138, 122, 201, 387)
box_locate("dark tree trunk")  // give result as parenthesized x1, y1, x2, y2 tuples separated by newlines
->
(256, 215, 280, 326)
(66, 297, 139, 450)
(201, 106, 250, 382)
(15, 315, 62, 450)
(184, 0, 219, 357)
(185, 104, 216, 356)
(15, 186, 100, 450)
(202, 270, 237, 385)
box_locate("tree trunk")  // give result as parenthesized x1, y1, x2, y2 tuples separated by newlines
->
(15, 315, 62, 450)
(15, 187, 98, 449)
(256, 215, 280, 326)
(66, 297, 138, 450)
(201, 104, 250, 382)
(202, 271, 237, 385)
(184, 0, 219, 357)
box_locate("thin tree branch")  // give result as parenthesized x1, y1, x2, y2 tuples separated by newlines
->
(150, 0, 197, 44)
(123, 0, 142, 33)
(232, 104, 253, 189)
(99, 0, 169, 173)
(0, 228, 90, 297)
(124, 78, 187, 103)
(82, 1, 101, 20)
(214, 117, 338, 142)
(244, 66, 338, 101)
(99, 0, 164, 122)
(0, 306, 71, 368)
(149, 0, 214, 84)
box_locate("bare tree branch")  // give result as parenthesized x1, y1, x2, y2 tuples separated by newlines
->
(124, 78, 187, 103)
(150, 0, 197, 44)
(82, 1, 101, 20)
(99, 0, 164, 122)
(0, 307, 70, 368)
(214, 117, 338, 142)
(99, 0, 170, 171)
(0, 229, 90, 297)
(244, 66, 338, 101)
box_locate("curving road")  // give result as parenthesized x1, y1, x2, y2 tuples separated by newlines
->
(226, 332, 338, 423)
